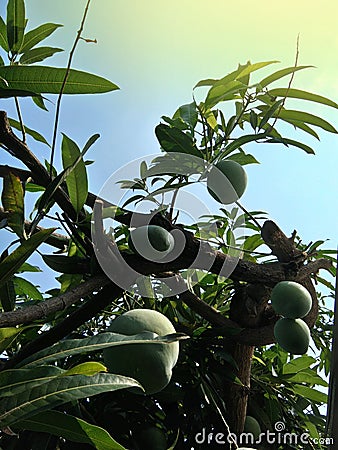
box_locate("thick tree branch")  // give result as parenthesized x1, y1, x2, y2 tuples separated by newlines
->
(0, 275, 109, 327)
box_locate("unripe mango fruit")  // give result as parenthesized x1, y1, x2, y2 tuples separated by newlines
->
(271, 281, 312, 319)
(103, 309, 179, 395)
(128, 225, 174, 261)
(244, 416, 261, 439)
(134, 426, 167, 450)
(207, 160, 247, 204)
(274, 317, 310, 354)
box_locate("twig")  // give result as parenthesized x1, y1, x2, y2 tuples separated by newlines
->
(14, 97, 26, 143)
(49, 0, 92, 177)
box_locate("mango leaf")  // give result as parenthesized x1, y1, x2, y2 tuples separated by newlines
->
(290, 385, 327, 404)
(0, 278, 16, 311)
(20, 23, 63, 53)
(0, 16, 9, 52)
(283, 370, 328, 387)
(19, 46, 63, 64)
(221, 132, 268, 157)
(266, 136, 315, 154)
(13, 276, 43, 300)
(155, 124, 201, 157)
(0, 372, 142, 427)
(258, 99, 284, 129)
(15, 410, 126, 450)
(173, 102, 198, 129)
(6, 0, 25, 54)
(0, 65, 119, 94)
(0, 55, 4, 66)
(0, 228, 56, 288)
(205, 80, 246, 109)
(32, 94, 49, 111)
(282, 356, 316, 374)
(17, 331, 184, 368)
(42, 254, 90, 274)
(228, 151, 259, 165)
(258, 65, 313, 89)
(62, 362, 107, 377)
(61, 134, 88, 214)
(0, 365, 64, 397)
(0, 326, 20, 353)
(82, 133, 100, 154)
(9, 117, 50, 146)
(1, 171, 25, 238)
(267, 88, 338, 109)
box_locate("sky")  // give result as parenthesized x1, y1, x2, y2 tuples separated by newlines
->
(0, 0, 337, 292)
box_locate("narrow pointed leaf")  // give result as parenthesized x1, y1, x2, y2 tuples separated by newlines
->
(6, 0, 25, 53)
(236, 60, 279, 80)
(13, 275, 43, 300)
(62, 362, 107, 377)
(1, 171, 25, 238)
(0, 326, 20, 353)
(266, 137, 315, 154)
(259, 106, 337, 133)
(0, 228, 56, 288)
(222, 132, 268, 157)
(155, 123, 201, 157)
(17, 331, 182, 368)
(82, 133, 100, 155)
(205, 80, 246, 108)
(259, 99, 284, 129)
(19, 46, 63, 65)
(9, 117, 50, 146)
(0, 279, 16, 312)
(42, 254, 90, 274)
(61, 134, 88, 214)
(258, 65, 313, 88)
(0, 372, 142, 427)
(0, 65, 119, 94)
(14, 411, 126, 450)
(0, 16, 9, 51)
(267, 87, 338, 109)
(0, 366, 64, 397)
(21, 23, 63, 53)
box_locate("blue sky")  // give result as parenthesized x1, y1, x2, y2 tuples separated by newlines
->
(0, 0, 337, 292)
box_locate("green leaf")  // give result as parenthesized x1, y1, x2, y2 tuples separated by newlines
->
(267, 88, 338, 109)
(221, 132, 267, 157)
(236, 60, 279, 80)
(228, 151, 259, 165)
(290, 385, 327, 404)
(173, 102, 198, 129)
(0, 366, 64, 397)
(17, 331, 182, 368)
(258, 65, 313, 89)
(0, 372, 141, 427)
(9, 117, 50, 146)
(6, 0, 25, 54)
(0, 16, 9, 51)
(15, 411, 126, 450)
(42, 254, 90, 274)
(258, 106, 337, 133)
(82, 133, 100, 155)
(62, 362, 107, 377)
(205, 80, 246, 109)
(0, 326, 20, 353)
(258, 99, 284, 129)
(0, 65, 119, 94)
(0, 228, 56, 288)
(61, 134, 88, 214)
(1, 171, 25, 238)
(21, 23, 63, 53)
(19, 46, 63, 64)
(266, 136, 315, 154)
(0, 279, 16, 312)
(284, 370, 328, 387)
(155, 124, 201, 157)
(0, 55, 4, 66)
(282, 356, 316, 374)
(13, 276, 43, 300)
(32, 94, 49, 111)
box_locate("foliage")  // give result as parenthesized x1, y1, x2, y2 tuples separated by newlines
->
(0, 1, 336, 449)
